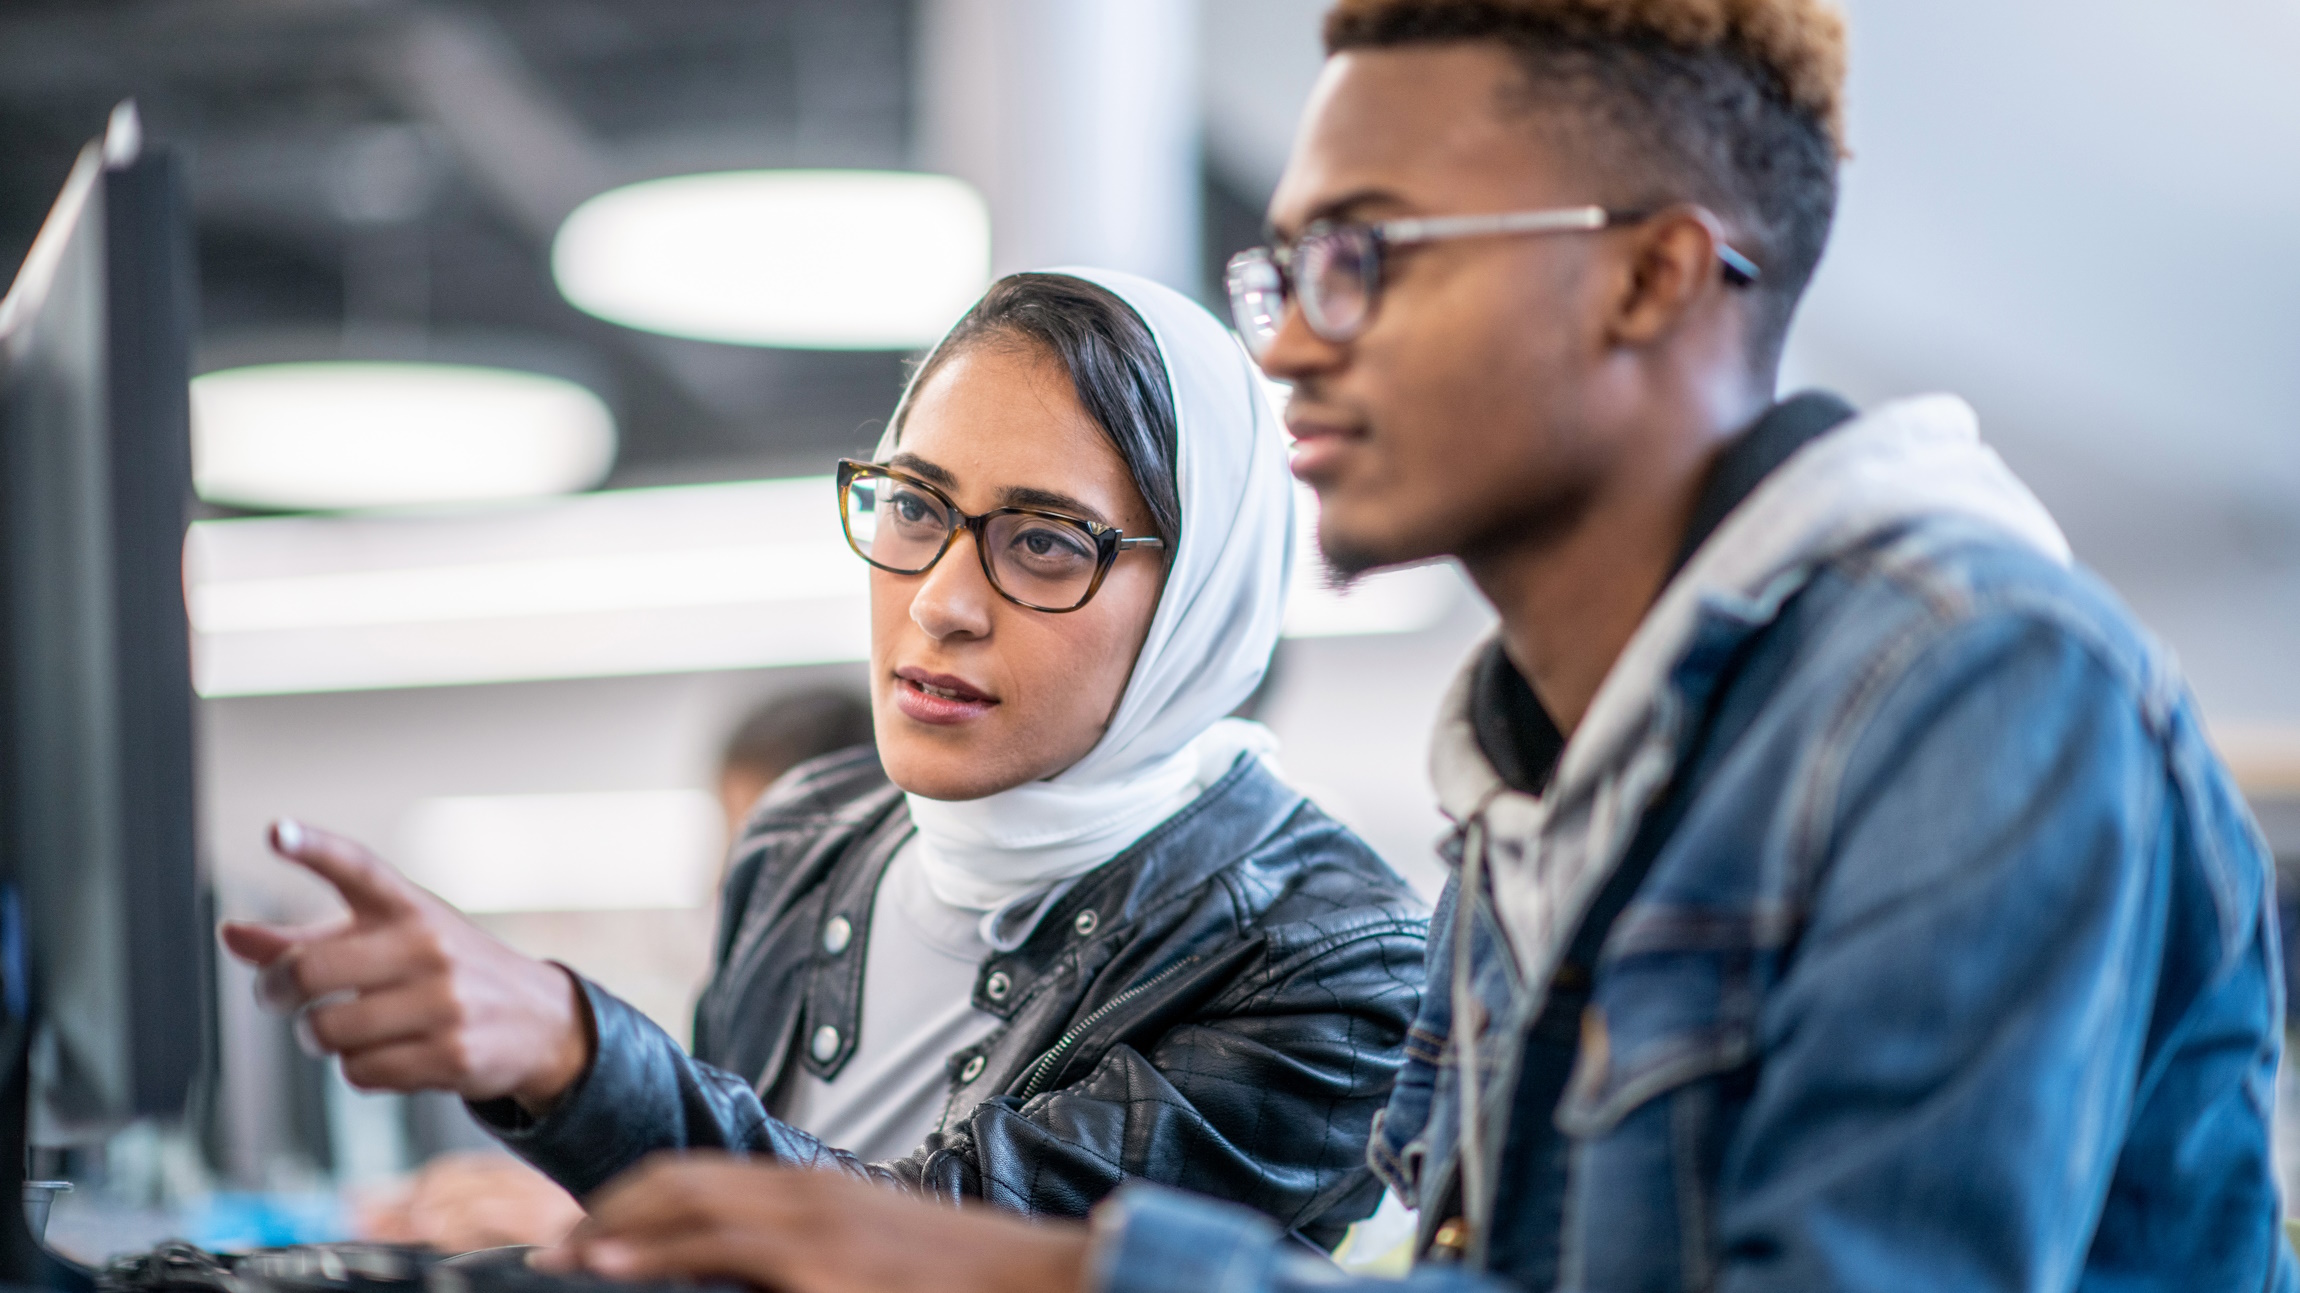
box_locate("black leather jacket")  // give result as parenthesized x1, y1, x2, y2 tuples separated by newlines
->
(477, 746, 1428, 1245)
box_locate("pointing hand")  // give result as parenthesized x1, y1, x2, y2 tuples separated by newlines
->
(219, 818, 593, 1111)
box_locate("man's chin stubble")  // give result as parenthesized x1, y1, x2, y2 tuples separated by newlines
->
(1316, 482, 1589, 587)
(1314, 525, 1438, 586)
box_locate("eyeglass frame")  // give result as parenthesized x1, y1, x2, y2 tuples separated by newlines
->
(835, 458, 1167, 614)
(1225, 204, 1762, 352)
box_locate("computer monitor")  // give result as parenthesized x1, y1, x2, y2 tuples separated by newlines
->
(0, 103, 203, 1286)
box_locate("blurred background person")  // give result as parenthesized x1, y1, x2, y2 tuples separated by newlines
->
(715, 688, 878, 845)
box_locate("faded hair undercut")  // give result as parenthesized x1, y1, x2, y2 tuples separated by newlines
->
(1325, 0, 1848, 364)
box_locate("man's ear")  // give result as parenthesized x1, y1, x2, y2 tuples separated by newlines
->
(1606, 207, 1728, 348)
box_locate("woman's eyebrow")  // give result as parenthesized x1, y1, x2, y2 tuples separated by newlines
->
(886, 452, 957, 489)
(1001, 485, 1109, 524)
(887, 452, 1112, 524)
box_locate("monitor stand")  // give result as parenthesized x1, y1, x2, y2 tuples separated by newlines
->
(1, 1006, 94, 1291)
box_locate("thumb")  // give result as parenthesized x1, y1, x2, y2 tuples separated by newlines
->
(269, 818, 420, 923)
(217, 919, 308, 967)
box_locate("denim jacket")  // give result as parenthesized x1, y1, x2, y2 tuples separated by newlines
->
(1088, 396, 2296, 1292)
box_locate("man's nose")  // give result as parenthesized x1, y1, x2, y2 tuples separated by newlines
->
(1255, 297, 1347, 384)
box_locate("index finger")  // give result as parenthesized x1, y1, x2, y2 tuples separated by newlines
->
(270, 818, 420, 922)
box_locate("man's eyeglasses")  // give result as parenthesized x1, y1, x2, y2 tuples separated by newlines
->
(836, 460, 1165, 613)
(1224, 204, 1762, 358)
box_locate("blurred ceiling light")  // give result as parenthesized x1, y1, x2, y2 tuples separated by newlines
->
(191, 361, 616, 511)
(184, 476, 1463, 697)
(398, 789, 722, 912)
(550, 170, 991, 349)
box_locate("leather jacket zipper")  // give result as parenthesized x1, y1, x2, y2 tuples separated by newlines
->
(1014, 956, 1201, 1101)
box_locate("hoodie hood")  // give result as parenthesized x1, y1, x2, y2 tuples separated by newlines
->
(1432, 394, 2071, 982)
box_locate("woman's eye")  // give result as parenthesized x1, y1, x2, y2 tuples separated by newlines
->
(887, 490, 940, 528)
(1007, 524, 1093, 568)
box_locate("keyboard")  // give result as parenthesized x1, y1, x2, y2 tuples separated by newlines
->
(97, 1241, 735, 1293)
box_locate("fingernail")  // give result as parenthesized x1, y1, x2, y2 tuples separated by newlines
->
(273, 818, 304, 854)
(589, 1242, 633, 1274)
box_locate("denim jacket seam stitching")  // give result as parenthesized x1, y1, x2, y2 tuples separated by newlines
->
(1789, 572, 2138, 910)
(1785, 598, 1953, 910)
(1557, 1026, 1752, 1137)
(1797, 592, 2167, 915)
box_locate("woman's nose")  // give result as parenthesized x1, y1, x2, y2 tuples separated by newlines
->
(908, 532, 995, 641)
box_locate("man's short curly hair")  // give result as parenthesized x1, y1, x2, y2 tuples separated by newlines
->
(1324, 0, 1847, 362)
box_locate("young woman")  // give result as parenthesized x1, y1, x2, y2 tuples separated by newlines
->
(221, 270, 1426, 1246)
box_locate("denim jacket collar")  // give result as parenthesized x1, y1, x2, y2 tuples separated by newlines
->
(1431, 394, 2072, 992)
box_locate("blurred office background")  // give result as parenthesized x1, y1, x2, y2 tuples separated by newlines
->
(0, 0, 2294, 1246)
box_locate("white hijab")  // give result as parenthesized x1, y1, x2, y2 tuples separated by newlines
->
(898, 268, 1297, 910)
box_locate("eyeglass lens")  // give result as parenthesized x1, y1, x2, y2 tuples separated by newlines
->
(843, 471, 1107, 610)
(1226, 250, 1286, 357)
(1225, 225, 1380, 357)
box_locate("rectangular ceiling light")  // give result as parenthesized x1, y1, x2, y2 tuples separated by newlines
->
(397, 789, 723, 912)
(187, 476, 1463, 697)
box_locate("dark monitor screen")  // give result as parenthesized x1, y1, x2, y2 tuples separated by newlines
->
(0, 106, 202, 1281)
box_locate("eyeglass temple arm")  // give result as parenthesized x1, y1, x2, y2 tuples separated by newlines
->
(1374, 206, 1611, 244)
(1711, 244, 1761, 286)
(1373, 205, 1761, 286)
(1118, 536, 1165, 550)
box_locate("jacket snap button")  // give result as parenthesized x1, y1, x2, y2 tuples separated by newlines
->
(810, 1024, 841, 1062)
(984, 971, 1011, 1001)
(1072, 910, 1098, 936)
(821, 915, 853, 956)
(959, 1055, 986, 1083)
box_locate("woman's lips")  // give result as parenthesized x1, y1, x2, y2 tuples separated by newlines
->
(892, 668, 999, 726)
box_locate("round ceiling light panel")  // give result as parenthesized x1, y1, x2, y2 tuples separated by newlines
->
(551, 170, 991, 350)
(191, 362, 616, 511)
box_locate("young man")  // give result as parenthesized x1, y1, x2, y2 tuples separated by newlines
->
(535, 1, 2297, 1289)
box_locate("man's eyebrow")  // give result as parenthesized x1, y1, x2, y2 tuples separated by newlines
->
(1001, 485, 1109, 525)
(1268, 186, 1414, 240)
(886, 452, 957, 489)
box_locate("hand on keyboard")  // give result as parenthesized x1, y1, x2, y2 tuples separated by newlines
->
(357, 1152, 586, 1252)
(534, 1153, 1090, 1293)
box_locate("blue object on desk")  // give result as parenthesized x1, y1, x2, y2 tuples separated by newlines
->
(180, 1193, 347, 1252)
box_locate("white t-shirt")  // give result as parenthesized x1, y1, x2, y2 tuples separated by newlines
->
(775, 838, 1004, 1163)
